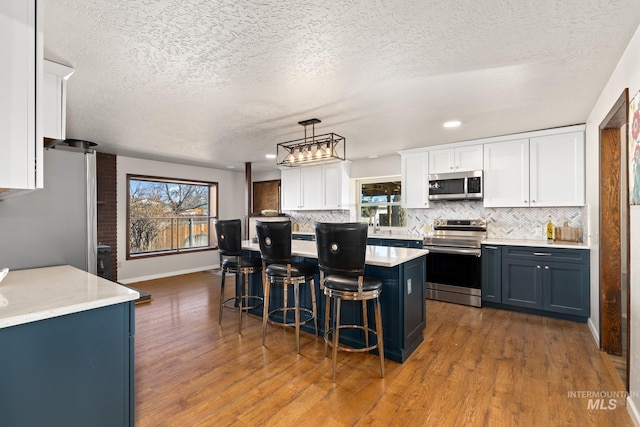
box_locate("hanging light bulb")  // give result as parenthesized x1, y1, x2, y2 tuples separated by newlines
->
(286, 149, 296, 164)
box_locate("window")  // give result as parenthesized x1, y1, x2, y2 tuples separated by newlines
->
(358, 178, 405, 228)
(127, 175, 218, 258)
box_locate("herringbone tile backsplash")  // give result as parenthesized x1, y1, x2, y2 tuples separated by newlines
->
(286, 201, 586, 242)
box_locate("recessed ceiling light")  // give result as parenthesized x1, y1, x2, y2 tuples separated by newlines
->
(227, 165, 235, 169)
(265, 154, 276, 159)
(368, 155, 379, 159)
(443, 120, 461, 128)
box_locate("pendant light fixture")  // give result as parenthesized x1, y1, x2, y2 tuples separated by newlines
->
(276, 118, 345, 166)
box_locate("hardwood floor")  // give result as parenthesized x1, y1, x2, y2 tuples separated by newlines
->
(133, 271, 632, 426)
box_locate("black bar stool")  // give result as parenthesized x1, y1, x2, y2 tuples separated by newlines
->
(214, 219, 263, 335)
(315, 222, 384, 381)
(256, 220, 318, 353)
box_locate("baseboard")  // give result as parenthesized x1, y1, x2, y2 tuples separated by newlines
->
(588, 316, 599, 346)
(119, 265, 218, 284)
(628, 396, 640, 427)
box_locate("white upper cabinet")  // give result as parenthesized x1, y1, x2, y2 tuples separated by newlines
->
(42, 59, 74, 140)
(483, 130, 585, 207)
(0, 0, 42, 192)
(301, 165, 323, 210)
(322, 161, 350, 209)
(280, 167, 301, 210)
(429, 145, 483, 174)
(401, 152, 429, 208)
(280, 161, 351, 210)
(483, 139, 530, 207)
(529, 131, 585, 206)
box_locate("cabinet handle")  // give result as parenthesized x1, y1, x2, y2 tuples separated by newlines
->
(524, 200, 528, 203)
(531, 200, 536, 203)
(484, 246, 498, 250)
(536, 265, 541, 269)
(544, 265, 550, 270)
(533, 252, 552, 256)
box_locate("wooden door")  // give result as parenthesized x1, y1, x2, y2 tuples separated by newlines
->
(599, 88, 630, 392)
(252, 180, 280, 214)
(600, 127, 622, 355)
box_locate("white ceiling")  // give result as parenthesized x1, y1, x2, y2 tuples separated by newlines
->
(42, 0, 640, 172)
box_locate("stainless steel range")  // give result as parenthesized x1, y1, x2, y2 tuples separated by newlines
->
(423, 219, 487, 307)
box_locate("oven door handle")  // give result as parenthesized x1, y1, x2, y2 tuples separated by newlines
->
(423, 246, 481, 257)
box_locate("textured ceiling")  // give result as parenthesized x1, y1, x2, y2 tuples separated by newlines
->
(42, 0, 640, 172)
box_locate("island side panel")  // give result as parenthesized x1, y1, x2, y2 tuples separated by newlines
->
(365, 254, 426, 363)
(0, 302, 135, 427)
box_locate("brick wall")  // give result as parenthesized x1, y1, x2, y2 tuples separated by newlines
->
(96, 152, 118, 280)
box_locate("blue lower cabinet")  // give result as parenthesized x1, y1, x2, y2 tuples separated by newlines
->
(502, 257, 543, 309)
(499, 246, 590, 320)
(366, 237, 387, 246)
(542, 260, 590, 316)
(292, 234, 314, 241)
(481, 245, 502, 304)
(0, 302, 135, 427)
(367, 238, 423, 248)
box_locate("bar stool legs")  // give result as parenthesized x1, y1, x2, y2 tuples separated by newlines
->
(261, 274, 318, 354)
(374, 297, 385, 378)
(219, 266, 260, 336)
(324, 293, 385, 382)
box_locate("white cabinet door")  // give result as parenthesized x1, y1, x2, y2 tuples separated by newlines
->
(281, 162, 350, 211)
(0, 0, 42, 190)
(280, 168, 301, 210)
(455, 145, 483, 171)
(301, 165, 322, 210)
(529, 131, 585, 206)
(428, 149, 455, 174)
(323, 162, 349, 209)
(402, 153, 429, 208)
(42, 60, 74, 140)
(429, 145, 483, 174)
(483, 139, 529, 207)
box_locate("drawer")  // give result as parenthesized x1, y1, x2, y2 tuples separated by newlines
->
(502, 246, 588, 264)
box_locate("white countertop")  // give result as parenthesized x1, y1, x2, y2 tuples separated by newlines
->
(483, 238, 590, 250)
(242, 240, 428, 267)
(0, 265, 140, 329)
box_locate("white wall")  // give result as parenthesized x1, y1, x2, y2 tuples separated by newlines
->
(253, 169, 280, 182)
(350, 154, 401, 179)
(117, 156, 245, 283)
(585, 23, 640, 421)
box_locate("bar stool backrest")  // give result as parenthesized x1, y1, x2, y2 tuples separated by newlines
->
(256, 220, 292, 265)
(315, 222, 368, 278)
(214, 219, 243, 257)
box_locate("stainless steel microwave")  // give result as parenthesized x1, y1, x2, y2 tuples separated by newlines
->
(428, 170, 483, 201)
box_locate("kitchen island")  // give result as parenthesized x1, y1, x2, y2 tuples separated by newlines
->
(0, 265, 138, 427)
(242, 240, 428, 363)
